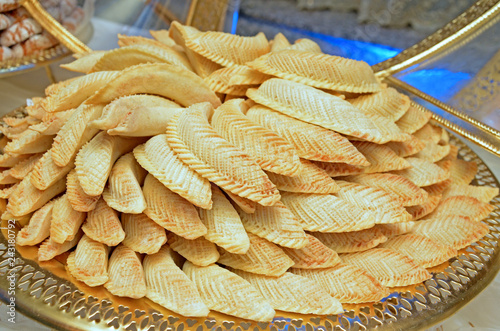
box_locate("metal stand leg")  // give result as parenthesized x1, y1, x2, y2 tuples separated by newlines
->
(44, 64, 56, 84)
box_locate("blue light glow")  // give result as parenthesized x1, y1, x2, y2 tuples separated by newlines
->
(231, 9, 239, 34)
(238, 13, 472, 101)
(399, 69, 472, 101)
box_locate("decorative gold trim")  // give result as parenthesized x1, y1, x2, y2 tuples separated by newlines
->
(373, 0, 500, 79)
(410, 99, 500, 158)
(20, 0, 91, 55)
(385, 76, 500, 140)
(185, 0, 200, 26)
(385, 77, 500, 158)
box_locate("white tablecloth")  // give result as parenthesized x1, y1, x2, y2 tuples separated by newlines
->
(0, 17, 499, 331)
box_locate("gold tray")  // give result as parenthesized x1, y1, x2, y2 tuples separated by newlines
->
(0, 131, 498, 331)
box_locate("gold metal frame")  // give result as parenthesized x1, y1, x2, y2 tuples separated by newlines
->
(148, 0, 231, 32)
(372, 0, 500, 159)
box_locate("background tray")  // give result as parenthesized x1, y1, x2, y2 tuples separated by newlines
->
(0, 18, 94, 78)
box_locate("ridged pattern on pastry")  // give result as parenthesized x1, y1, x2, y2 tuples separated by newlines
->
(406, 194, 442, 220)
(117, 33, 178, 51)
(198, 185, 249, 254)
(75, 132, 142, 197)
(51, 103, 103, 167)
(246, 79, 407, 143)
(376, 223, 416, 238)
(427, 196, 494, 222)
(38, 231, 83, 261)
(121, 213, 167, 254)
(282, 234, 341, 269)
(313, 228, 387, 253)
(247, 50, 380, 93)
(212, 99, 301, 176)
(391, 157, 450, 187)
(166, 103, 280, 206)
(395, 106, 432, 134)
(185, 31, 270, 67)
(43, 71, 119, 112)
(445, 159, 478, 185)
(16, 200, 54, 246)
(233, 269, 343, 315)
(238, 201, 308, 249)
(143, 246, 209, 317)
(346, 173, 429, 206)
(4, 129, 54, 154)
(30, 149, 74, 190)
(86, 63, 221, 108)
(341, 248, 431, 287)
(207, 65, 271, 88)
(82, 198, 125, 246)
(312, 161, 365, 177)
(442, 184, 499, 203)
(168, 22, 222, 78)
(411, 215, 489, 250)
(143, 174, 207, 239)
(414, 140, 450, 163)
(291, 263, 390, 303)
(385, 135, 426, 158)
(89, 44, 193, 73)
(280, 192, 376, 232)
(348, 87, 410, 121)
(184, 261, 275, 321)
(66, 169, 100, 212)
(266, 159, 339, 194)
(102, 153, 147, 214)
(380, 234, 457, 268)
(246, 104, 368, 165)
(104, 244, 147, 298)
(66, 234, 109, 287)
(50, 194, 86, 244)
(7, 173, 66, 217)
(167, 232, 220, 266)
(223, 188, 257, 214)
(335, 180, 412, 224)
(218, 233, 294, 276)
(350, 141, 411, 173)
(134, 134, 212, 209)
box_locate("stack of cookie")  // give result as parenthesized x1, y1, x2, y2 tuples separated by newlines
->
(0, 22, 497, 322)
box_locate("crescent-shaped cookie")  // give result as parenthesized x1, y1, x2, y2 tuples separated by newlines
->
(86, 63, 221, 108)
(166, 102, 280, 206)
(247, 50, 380, 93)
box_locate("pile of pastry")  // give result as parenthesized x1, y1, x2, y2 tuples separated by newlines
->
(0, 0, 85, 62)
(1, 21, 497, 322)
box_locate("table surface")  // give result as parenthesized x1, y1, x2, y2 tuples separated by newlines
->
(0, 17, 499, 331)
